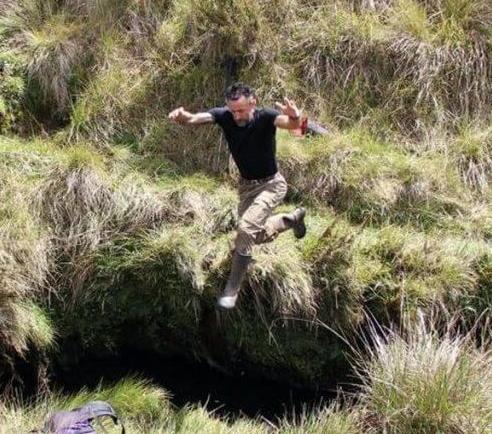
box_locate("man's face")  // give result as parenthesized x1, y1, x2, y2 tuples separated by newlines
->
(227, 95, 256, 127)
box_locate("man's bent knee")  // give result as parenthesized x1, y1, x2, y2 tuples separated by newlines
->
(234, 228, 256, 256)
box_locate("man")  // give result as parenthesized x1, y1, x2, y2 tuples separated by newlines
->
(168, 83, 306, 309)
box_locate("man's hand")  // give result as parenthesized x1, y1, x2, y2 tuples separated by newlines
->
(275, 97, 300, 119)
(274, 97, 302, 130)
(168, 107, 192, 124)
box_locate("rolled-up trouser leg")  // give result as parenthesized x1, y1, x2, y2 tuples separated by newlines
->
(236, 208, 306, 248)
(259, 213, 292, 243)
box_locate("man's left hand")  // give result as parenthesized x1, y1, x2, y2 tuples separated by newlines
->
(275, 97, 300, 119)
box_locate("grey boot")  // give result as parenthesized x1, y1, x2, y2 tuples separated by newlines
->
(217, 253, 251, 309)
(287, 207, 307, 239)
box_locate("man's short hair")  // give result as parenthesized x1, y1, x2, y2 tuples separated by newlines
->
(225, 83, 255, 101)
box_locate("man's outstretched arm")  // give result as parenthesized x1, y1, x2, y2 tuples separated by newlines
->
(168, 107, 214, 125)
(274, 97, 302, 130)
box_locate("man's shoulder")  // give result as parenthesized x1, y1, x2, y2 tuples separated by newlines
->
(208, 106, 232, 125)
(208, 106, 230, 117)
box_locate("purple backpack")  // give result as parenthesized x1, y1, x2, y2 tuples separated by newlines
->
(39, 400, 125, 434)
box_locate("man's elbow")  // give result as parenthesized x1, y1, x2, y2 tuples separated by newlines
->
(276, 115, 302, 130)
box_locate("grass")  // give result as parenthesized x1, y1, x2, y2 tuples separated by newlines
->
(2, 131, 492, 383)
(0, 0, 491, 429)
(449, 122, 492, 193)
(351, 225, 492, 323)
(68, 31, 152, 143)
(3, 315, 490, 433)
(248, 232, 317, 317)
(0, 51, 26, 133)
(288, 0, 491, 131)
(3, 0, 489, 141)
(0, 377, 170, 433)
(356, 316, 492, 433)
(278, 402, 361, 434)
(278, 127, 474, 231)
(0, 373, 361, 433)
(0, 138, 53, 355)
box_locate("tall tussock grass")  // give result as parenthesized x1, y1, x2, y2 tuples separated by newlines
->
(450, 122, 492, 193)
(36, 156, 169, 302)
(249, 236, 317, 318)
(3, 0, 490, 140)
(289, 0, 492, 132)
(355, 314, 492, 433)
(278, 129, 472, 230)
(0, 0, 86, 120)
(0, 142, 54, 356)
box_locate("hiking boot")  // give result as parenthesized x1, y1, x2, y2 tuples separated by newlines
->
(291, 207, 307, 239)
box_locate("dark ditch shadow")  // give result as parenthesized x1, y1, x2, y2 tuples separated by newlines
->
(51, 348, 339, 424)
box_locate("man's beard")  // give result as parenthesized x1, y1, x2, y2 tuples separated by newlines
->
(235, 119, 248, 127)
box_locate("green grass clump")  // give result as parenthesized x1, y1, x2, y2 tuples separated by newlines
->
(302, 214, 363, 329)
(449, 122, 492, 193)
(279, 128, 467, 229)
(279, 403, 361, 434)
(0, 51, 26, 133)
(352, 226, 488, 320)
(0, 1, 88, 122)
(0, 139, 54, 356)
(0, 377, 170, 433)
(357, 318, 492, 434)
(248, 233, 316, 317)
(69, 37, 152, 143)
(64, 377, 171, 426)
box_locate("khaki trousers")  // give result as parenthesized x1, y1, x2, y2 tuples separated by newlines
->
(234, 172, 290, 256)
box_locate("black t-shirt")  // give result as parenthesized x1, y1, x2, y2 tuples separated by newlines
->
(208, 107, 280, 180)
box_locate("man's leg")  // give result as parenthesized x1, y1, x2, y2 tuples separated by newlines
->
(217, 174, 307, 309)
(217, 176, 287, 309)
(217, 196, 266, 309)
(216, 252, 251, 309)
(260, 207, 307, 243)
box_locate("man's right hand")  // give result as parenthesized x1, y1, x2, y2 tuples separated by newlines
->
(168, 107, 192, 124)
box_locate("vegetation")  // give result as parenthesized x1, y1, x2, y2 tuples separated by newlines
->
(1, 320, 490, 433)
(0, 0, 491, 432)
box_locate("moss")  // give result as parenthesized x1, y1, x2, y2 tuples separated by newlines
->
(220, 306, 349, 387)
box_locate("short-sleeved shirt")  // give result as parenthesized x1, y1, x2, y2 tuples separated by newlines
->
(208, 107, 280, 180)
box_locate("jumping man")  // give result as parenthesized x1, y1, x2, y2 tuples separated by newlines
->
(168, 83, 306, 309)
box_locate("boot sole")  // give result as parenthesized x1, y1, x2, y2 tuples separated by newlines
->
(294, 224, 306, 239)
(293, 208, 307, 239)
